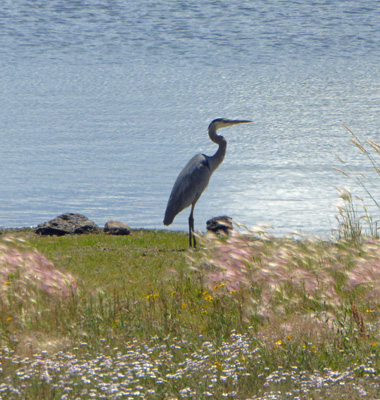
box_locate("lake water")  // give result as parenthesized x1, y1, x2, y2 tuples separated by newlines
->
(1, 0, 380, 236)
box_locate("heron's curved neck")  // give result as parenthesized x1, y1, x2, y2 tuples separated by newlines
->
(208, 124, 227, 173)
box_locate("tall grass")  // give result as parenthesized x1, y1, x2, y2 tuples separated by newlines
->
(1, 227, 380, 398)
(335, 126, 380, 240)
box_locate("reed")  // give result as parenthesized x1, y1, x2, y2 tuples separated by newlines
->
(335, 126, 380, 240)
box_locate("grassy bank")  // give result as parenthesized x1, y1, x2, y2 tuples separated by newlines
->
(1, 227, 380, 399)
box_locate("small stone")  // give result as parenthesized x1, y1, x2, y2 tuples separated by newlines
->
(104, 221, 131, 235)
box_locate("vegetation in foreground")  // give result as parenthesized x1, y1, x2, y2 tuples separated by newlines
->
(1, 224, 380, 400)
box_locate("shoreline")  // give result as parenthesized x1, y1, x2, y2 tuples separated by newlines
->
(0, 226, 188, 235)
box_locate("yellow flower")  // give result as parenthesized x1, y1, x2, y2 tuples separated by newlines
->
(146, 294, 153, 300)
(366, 309, 374, 313)
(203, 290, 209, 296)
(201, 309, 208, 314)
(153, 293, 159, 299)
(372, 342, 378, 346)
(213, 285, 218, 291)
(205, 295, 214, 303)
(214, 361, 223, 370)
(171, 291, 177, 296)
(219, 283, 226, 288)
(4, 282, 10, 286)
(275, 340, 283, 347)
(286, 335, 292, 340)
(6, 317, 12, 322)
(229, 290, 237, 295)
(181, 303, 187, 309)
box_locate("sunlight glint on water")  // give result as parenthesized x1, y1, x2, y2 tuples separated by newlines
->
(1, 0, 380, 236)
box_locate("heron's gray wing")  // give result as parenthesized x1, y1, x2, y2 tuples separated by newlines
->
(164, 154, 211, 225)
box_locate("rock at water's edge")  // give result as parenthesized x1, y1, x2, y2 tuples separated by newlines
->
(104, 221, 131, 235)
(206, 215, 233, 235)
(35, 213, 100, 236)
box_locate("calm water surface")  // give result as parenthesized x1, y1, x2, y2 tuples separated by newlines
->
(1, 0, 380, 236)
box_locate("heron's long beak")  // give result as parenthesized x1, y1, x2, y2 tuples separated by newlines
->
(224, 119, 252, 127)
(232, 119, 252, 124)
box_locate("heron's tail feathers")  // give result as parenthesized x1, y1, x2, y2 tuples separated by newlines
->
(163, 211, 174, 226)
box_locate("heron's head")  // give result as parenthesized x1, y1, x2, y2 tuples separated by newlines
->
(209, 118, 252, 130)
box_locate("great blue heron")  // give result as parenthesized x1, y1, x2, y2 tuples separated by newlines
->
(163, 118, 252, 248)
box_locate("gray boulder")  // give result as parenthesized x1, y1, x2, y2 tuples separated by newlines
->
(35, 213, 100, 236)
(206, 215, 233, 235)
(104, 221, 131, 235)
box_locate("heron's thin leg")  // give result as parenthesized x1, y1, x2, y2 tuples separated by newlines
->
(188, 216, 192, 248)
(188, 204, 196, 248)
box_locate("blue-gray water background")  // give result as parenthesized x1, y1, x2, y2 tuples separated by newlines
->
(1, 0, 380, 236)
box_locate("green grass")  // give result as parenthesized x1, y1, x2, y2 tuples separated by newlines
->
(29, 229, 187, 293)
(1, 228, 380, 399)
(0, 230, 249, 350)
